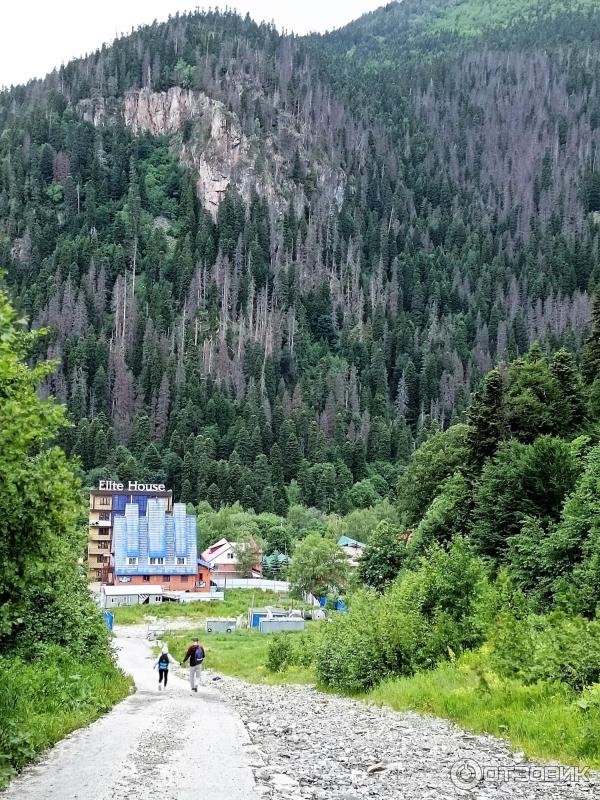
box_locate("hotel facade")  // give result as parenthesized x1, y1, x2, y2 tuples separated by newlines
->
(88, 481, 173, 582)
(113, 499, 210, 591)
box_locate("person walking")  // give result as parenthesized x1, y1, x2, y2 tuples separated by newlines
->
(182, 638, 205, 692)
(153, 644, 179, 691)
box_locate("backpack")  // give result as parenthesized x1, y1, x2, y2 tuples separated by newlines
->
(158, 653, 170, 669)
(193, 645, 205, 665)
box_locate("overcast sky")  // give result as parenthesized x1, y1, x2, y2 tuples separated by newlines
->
(0, 1, 386, 87)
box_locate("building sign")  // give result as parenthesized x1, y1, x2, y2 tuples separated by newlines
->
(98, 480, 167, 492)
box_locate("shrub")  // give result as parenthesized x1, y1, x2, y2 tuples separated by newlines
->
(314, 538, 495, 692)
(490, 611, 600, 691)
(266, 635, 294, 672)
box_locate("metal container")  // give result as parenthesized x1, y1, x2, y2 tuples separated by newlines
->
(205, 618, 237, 634)
(259, 618, 306, 634)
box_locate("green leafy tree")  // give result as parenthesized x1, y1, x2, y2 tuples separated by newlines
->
(471, 436, 580, 561)
(289, 533, 348, 598)
(233, 529, 263, 577)
(0, 288, 108, 655)
(358, 521, 408, 592)
(397, 424, 470, 526)
(410, 472, 471, 556)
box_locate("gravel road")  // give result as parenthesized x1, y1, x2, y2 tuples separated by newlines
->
(215, 677, 600, 800)
(0, 625, 258, 800)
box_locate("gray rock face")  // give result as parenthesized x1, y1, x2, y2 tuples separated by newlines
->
(213, 675, 600, 800)
(77, 86, 345, 221)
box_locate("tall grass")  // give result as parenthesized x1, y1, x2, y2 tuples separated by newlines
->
(0, 646, 132, 787)
(369, 650, 600, 769)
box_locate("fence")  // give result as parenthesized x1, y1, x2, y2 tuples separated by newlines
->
(212, 577, 290, 592)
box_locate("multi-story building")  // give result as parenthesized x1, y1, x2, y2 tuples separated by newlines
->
(112, 500, 211, 592)
(88, 481, 173, 582)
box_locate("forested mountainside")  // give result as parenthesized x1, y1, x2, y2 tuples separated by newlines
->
(1, 0, 600, 512)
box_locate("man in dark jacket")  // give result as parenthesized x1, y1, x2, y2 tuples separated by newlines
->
(182, 638, 205, 692)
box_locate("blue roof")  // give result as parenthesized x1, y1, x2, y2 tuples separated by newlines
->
(114, 501, 198, 576)
(197, 558, 212, 569)
(337, 535, 366, 548)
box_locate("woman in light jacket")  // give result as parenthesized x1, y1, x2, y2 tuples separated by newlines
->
(153, 644, 179, 690)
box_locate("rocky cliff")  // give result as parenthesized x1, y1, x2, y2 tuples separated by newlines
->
(79, 86, 344, 219)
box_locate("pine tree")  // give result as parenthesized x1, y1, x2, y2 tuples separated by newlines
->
(581, 293, 600, 384)
(466, 369, 507, 469)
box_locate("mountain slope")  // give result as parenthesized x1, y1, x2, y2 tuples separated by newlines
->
(0, 2, 599, 512)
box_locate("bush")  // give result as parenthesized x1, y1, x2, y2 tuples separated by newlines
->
(266, 627, 322, 673)
(266, 635, 294, 672)
(490, 611, 600, 691)
(314, 539, 495, 692)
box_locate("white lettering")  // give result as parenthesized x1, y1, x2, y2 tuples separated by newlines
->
(98, 480, 123, 491)
(98, 480, 166, 492)
(127, 481, 166, 492)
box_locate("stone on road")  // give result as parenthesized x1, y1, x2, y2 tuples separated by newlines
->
(1, 625, 258, 800)
(216, 678, 600, 800)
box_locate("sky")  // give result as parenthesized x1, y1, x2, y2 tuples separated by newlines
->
(0, 0, 386, 88)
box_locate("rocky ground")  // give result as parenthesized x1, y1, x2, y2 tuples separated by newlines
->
(213, 676, 600, 800)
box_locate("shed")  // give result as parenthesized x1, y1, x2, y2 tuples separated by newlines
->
(247, 606, 290, 629)
(205, 618, 237, 634)
(259, 618, 305, 634)
(101, 584, 163, 608)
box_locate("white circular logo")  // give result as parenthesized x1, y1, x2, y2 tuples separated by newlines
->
(450, 759, 482, 789)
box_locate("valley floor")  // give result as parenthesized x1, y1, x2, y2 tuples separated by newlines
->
(3, 624, 599, 800)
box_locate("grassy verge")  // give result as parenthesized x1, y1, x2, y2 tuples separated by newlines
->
(369, 650, 600, 770)
(164, 627, 315, 686)
(112, 589, 295, 624)
(0, 646, 132, 788)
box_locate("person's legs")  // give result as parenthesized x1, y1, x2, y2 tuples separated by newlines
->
(159, 668, 167, 688)
(190, 664, 201, 690)
(163, 668, 168, 688)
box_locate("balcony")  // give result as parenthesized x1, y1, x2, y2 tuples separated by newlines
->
(89, 519, 111, 528)
(88, 545, 112, 557)
(91, 500, 113, 511)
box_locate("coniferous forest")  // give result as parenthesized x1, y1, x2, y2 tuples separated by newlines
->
(3, 0, 600, 514)
(6, 0, 600, 782)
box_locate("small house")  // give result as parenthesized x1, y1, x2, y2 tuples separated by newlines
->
(337, 535, 366, 566)
(201, 537, 263, 579)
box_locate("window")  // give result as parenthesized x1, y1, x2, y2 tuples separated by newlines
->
(163, 575, 171, 583)
(99, 496, 111, 506)
(127, 557, 138, 565)
(177, 557, 186, 565)
(195, 581, 206, 588)
(227, 552, 234, 559)
(96, 555, 105, 563)
(149, 557, 164, 565)
(99, 512, 110, 521)
(142, 575, 150, 582)
(98, 541, 110, 550)
(181, 575, 188, 583)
